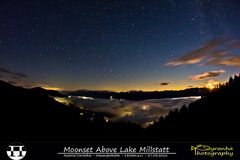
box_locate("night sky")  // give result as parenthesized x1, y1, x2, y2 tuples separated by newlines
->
(1, 0, 240, 91)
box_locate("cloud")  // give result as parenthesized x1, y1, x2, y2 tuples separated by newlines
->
(160, 82, 170, 86)
(165, 38, 240, 68)
(0, 67, 30, 87)
(190, 70, 225, 80)
(230, 41, 240, 49)
(0, 67, 60, 90)
(206, 56, 240, 67)
(166, 38, 227, 66)
(0, 68, 28, 78)
(0, 67, 58, 90)
(155, 82, 170, 86)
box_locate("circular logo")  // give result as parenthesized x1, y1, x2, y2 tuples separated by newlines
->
(6, 143, 26, 160)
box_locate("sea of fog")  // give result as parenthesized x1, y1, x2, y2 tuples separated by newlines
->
(66, 96, 201, 127)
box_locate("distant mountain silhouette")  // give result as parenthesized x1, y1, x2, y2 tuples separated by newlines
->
(67, 88, 209, 100)
(0, 80, 141, 139)
(148, 74, 240, 139)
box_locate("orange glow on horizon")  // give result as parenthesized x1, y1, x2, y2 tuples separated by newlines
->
(205, 80, 219, 90)
(44, 79, 222, 92)
(41, 85, 63, 91)
(60, 85, 192, 92)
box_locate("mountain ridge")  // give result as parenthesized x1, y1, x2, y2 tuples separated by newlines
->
(67, 87, 209, 100)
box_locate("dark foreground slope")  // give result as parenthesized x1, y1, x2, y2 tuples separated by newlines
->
(148, 75, 240, 140)
(0, 80, 141, 139)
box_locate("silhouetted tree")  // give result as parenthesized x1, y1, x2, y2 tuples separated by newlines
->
(148, 74, 240, 139)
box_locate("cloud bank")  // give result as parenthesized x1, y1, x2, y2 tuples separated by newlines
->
(0, 68, 27, 78)
(0, 67, 29, 85)
(71, 96, 200, 127)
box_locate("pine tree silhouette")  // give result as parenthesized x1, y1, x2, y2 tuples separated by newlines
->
(148, 74, 240, 140)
